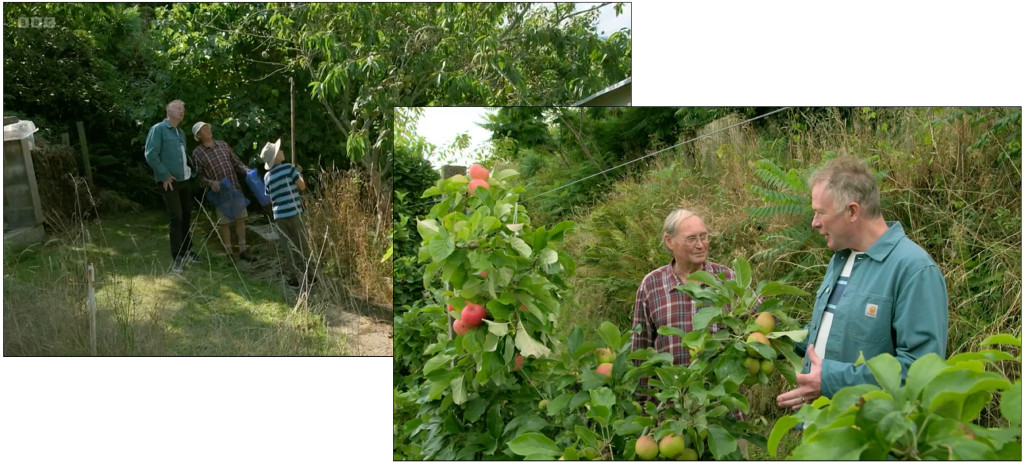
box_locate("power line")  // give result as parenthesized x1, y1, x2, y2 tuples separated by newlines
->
(523, 107, 790, 203)
(402, 107, 790, 212)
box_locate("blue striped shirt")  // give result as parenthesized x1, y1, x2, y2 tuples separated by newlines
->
(264, 163, 302, 219)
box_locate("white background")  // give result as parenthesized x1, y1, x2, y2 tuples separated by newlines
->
(3, 0, 1022, 463)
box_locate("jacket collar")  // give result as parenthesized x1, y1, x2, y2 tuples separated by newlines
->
(860, 221, 905, 261)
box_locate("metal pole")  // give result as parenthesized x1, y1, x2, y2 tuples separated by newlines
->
(289, 77, 296, 165)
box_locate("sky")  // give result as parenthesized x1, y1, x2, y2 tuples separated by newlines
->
(414, 3, 630, 170)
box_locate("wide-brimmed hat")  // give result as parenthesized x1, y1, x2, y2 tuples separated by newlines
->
(191, 121, 210, 141)
(260, 139, 282, 170)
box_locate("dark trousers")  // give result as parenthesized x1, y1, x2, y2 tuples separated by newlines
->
(159, 178, 195, 260)
(276, 214, 309, 280)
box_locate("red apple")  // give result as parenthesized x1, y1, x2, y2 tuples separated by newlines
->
(468, 178, 490, 194)
(479, 270, 488, 279)
(453, 318, 469, 335)
(461, 303, 486, 327)
(468, 164, 490, 180)
(595, 363, 613, 378)
(519, 305, 527, 312)
(513, 354, 524, 371)
(447, 304, 457, 312)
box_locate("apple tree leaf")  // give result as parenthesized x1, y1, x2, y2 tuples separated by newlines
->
(865, 353, 902, 395)
(1001, 381, 1021, 427)
(507, 432, 561, 460)
(509, 236, 532, 258)
(515, 321, 551, 358)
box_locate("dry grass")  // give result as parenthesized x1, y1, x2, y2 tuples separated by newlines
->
(557, 108, 1020, 436)
(303, 169, 394, 355)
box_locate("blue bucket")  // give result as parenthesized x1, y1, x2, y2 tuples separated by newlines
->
(245, 169, 271, 206)
(208, 178, 250, 219)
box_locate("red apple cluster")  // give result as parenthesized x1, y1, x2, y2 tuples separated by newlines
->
(452, 302, 486, 336)
(468, 164, 490, 195)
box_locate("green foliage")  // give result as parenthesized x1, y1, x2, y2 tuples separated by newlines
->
(747, 158, 822, 279)
(3, 3, 163, 203)
(769, 335, 1022, 460)
(394, 167, 579, 459)
(393, 109, 441, 311)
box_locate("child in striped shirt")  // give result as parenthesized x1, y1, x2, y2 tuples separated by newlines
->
(260, 139, 309, 287)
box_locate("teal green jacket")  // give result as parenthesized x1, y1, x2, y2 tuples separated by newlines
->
(144, 119, 191, 182)
(798, 221, 948, 398)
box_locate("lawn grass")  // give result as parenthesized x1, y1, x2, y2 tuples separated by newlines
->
(3, 208, 347, 355)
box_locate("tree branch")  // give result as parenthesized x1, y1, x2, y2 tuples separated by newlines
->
(556, 2, 613, 26)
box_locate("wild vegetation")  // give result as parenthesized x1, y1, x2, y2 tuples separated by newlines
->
(393, 107, 1021, 459)
(4, 3, 630, 355)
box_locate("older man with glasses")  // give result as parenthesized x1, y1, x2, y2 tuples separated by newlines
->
(630, 208, 749, 452)
(631, 208, 727, 368)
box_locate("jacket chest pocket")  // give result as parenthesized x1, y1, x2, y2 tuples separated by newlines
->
(841, 291, 893, 345)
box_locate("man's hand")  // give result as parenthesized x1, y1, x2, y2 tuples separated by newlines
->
(211, 181, 220, 193)
(776, 343, 823, 410)
(162, 176, 177, 191)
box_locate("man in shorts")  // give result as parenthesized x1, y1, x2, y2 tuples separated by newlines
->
(192, 121, 254, 261)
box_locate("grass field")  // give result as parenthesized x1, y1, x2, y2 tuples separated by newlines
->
(3, 208, 347, 356)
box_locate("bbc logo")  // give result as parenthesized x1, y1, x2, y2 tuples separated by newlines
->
(17, 17, 56, 28)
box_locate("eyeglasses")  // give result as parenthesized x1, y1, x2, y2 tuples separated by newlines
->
(681, 233, 710, 245)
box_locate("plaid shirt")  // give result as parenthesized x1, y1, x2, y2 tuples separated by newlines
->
(632, 260, 747, 418)
(632, 259, 735, 365)
(192, 140, 248, 191)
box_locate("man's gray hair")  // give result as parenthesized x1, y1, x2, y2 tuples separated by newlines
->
(808, 157, 881, 219)
(662, 208, 700, 238)
(166, 99, 184, 112)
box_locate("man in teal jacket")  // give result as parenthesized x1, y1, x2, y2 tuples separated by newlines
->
(144, 99, 198, 273)
(777, 157, 948, 409)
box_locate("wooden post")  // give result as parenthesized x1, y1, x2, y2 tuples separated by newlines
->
(87, 263, 97, 356)
(76, 121, 93, 188)
(289, 77, 296, 165)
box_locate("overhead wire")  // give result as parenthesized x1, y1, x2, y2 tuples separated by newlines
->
(404, 107, 790, 211)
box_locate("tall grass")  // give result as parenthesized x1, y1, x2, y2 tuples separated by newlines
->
(303, 169, 393, 355)
(557, 107, 1020, 427)
(3, 186, 356, 355)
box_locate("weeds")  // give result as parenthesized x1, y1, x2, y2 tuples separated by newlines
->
(3, 166, 396, 355)
(558, 107, 1020, 430)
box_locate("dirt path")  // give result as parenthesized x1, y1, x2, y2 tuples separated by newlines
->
(323, 291, 393, 356)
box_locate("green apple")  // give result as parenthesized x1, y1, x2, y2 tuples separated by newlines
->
(744, 357, 761, 376)
(659, 433, 686, 459)
(594, 347, 615, 364)
(746, 332, 772, 357)
(678, 448, 698, 460)
(754, 311, 775, 334)
(635, 436, 659, 460)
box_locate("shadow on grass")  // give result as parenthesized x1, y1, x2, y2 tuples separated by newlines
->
(4, 208, 346, 356)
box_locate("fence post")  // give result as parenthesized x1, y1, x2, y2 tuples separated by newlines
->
(87, 263, 97, 356)
(76, 121, 93, 188)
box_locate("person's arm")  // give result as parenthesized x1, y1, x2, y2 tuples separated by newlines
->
(818, 265, 948, 397)
(144, 125, 171, 181)
(294, 165, 306, 191)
